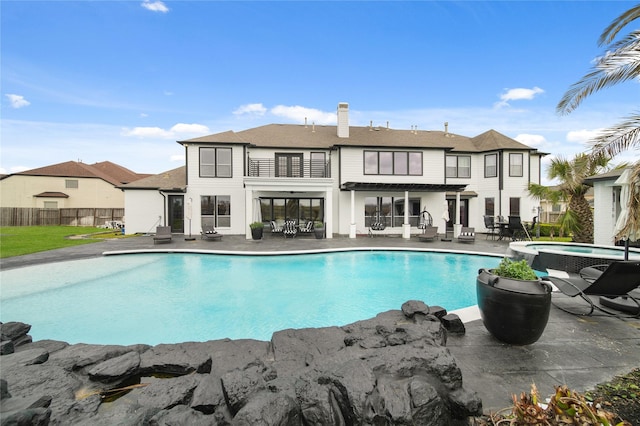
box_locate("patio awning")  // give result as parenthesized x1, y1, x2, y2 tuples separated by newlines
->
(341, 182, 467, 192)
(446, 191, 478, 199)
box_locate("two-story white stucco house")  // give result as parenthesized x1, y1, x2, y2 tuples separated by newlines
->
(122, 103, 545, 239)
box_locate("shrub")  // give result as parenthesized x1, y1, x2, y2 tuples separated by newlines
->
(493, 258, 538, 280)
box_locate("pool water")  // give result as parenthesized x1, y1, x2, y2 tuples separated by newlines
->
(0, 251, 500, 345)
(525, 243, 637, 257)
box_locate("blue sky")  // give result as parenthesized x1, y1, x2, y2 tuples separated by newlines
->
(2, 1, 639, 183)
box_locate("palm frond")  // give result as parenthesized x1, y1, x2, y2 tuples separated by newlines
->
(557, 35, 640, 114)
(599, 4, 640, 46)
(590, 114, 640, 158)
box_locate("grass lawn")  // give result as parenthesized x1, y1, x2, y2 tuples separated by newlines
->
(0, 226, 122, 258)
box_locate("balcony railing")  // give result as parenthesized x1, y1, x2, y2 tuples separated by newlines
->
(248, 158, 331, 178)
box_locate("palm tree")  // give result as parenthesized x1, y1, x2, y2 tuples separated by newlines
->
(557, 4, 640, 158)
(528, 153, 610, 243)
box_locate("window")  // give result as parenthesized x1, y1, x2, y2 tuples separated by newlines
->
(364, 151, 422, 175)
(43, 201, 58, 209)
(485, 198, 495, 216)
(201, 195, 231, 228)
(65, 179, 78, 189)
(446, 155, 471, 178)
(484, 154, 497, 178)
(310, 152, 326, 177)
(200, 147, 232, 177)
(509, 153, 523, 177)
(365, 196, 421, 227)
(275, 153, 303, 177)
(260, 198, 324, 224)
(509, 197, 520, 216)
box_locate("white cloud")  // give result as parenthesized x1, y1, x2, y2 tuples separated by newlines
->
(5, 94, 30, 109)
(566, 129, 603, 143)
(514, 133, 546, 147)
(495, 86, 544, 108)
(170, 154, 185, 162)
(141, 0, 169, 13)
(270, 105, 335, 125)
(170, 123, 210, 135)
(122, 126, 172, 139)
(121, 123, 211, 140)
(233, 103, 267, 116)
(0, 165, 30, 175)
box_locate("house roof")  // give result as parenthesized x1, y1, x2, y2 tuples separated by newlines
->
(119, 166, 186, 191)
(179, 124, 539, 153)
(583, 168, 626, 184)
(34, 192, 69, 198)
(10, 161, 148, 186)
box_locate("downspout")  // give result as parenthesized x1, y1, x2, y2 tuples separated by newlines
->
(160, 191, 167, 226)
(498, 151, 503, 216)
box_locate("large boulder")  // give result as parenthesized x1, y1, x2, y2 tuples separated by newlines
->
(1, 301, 482, 425)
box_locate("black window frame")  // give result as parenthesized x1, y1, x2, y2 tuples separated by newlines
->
(201, 195, 231, 228)
(445, 155, 471, 178)
(363, 150, 422, 176)
(199, 147, 233, 178)
(484, 153, 497, 178)
(509, 153, 523, 177)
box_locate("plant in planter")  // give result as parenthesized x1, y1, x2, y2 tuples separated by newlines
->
(249, 221, 264, 240)
(477, 258, 552, 345)
(313, 221, 325, 239)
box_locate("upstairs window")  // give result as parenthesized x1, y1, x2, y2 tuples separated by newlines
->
(65, 179, 78, 189)
(509, 153, 523, 177)
(484, 154, 497, 178)
(200, 147, 232, 178)
(446, 155, 471, 178)
(364, 151, 422, 175)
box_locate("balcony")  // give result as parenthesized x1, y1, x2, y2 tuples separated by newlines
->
(248, 158, 331, 178)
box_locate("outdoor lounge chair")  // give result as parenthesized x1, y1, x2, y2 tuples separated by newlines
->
(283, 220, 297, 238)
(297, 220, 314, 234)
(200, 224, 223, 241)
(457, 227, 475, 243)
(270, 220, 283, 235)
(368, 221, 386, 237)
(542, 260, 640, 316)
(153, 226, 172, 244)
(417, 225, 438, 242)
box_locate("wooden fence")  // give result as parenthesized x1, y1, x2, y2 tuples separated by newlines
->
(0, 208, 125, 227)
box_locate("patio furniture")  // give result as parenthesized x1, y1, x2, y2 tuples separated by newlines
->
(153, 226, 172, 244)
(417, 225, 438, 242)
(507, 216, 525, 241)
(283, 220, 298, 238)
(483, 215, 497, 240)
(298, 220, 314, 235)
(200, 224, 223, 241)
(368, 221, 386, 237)
(542, 260, 640, 316)
(271, 220, 283, 235)
(457, 227, 475, 243)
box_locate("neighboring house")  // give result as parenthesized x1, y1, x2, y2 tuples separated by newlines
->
(538, 185, 593, 224)
(584, 168, 626, 246)
(122, 103, 545, 239)
(0, 161, 149, 209)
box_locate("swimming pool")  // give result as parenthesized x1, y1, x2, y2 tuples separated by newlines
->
(0, 251, 500, 345)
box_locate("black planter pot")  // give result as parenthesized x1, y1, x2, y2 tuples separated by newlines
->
(314, 228, 325, 239)
(476, 268, 552, 345)
(251, 227, 263, 240)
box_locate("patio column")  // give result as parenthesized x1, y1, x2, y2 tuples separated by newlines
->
(325, 187, 333, 239)
(454, 191, 462, 238)
(402, 190, 411, 239)
(245, 190, 253, 239)
(349, 190, 356, 238)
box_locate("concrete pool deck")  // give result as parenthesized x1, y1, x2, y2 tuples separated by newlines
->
(1, 233, 639, 413)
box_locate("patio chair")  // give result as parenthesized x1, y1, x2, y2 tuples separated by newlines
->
(153, 226, 172, 244)
(297, 220, 314, 235)
(457, 227, 475, 243)
(483, 215, 497, 240)
(507, 216, 525, 241)
(542, 260, 640, 316)
(283, 220, 297, 238)
(271, 220, 283, 235)
(368, 220, 386, 237)
(417, 225, 438, 242)
(200, 224, 223, 241)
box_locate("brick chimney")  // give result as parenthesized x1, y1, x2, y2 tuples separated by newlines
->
(337, 103, 349, 138)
